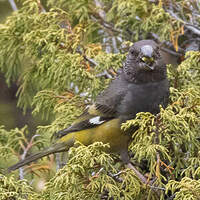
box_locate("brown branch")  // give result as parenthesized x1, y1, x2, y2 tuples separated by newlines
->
(148, 32, 184, 57)
(19, 134, 40, 179)
(8, 0, 18, 11)
(91, 12, 122, 34)
(126, 163, 147, 184)
(166, 9, 200, 36)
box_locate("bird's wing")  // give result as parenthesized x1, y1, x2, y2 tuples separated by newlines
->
(54, 76, 128, 139)
(54, 103, 117, 139)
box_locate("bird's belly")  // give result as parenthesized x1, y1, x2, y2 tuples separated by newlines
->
(75, 119, 129, 153)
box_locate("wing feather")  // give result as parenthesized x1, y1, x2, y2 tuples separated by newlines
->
(54, 75, 128, 139)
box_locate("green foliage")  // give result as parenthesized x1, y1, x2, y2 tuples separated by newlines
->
(35, 92, 85, 135)
(48, 0, 184, 42)
(43, 142, 141, 199)
(166, 177, 200, 200)
(141, 4, 181, 41)
(172, 51, 200, 89)
(0, 174, 40, 200)
(0, 0, 126, 113)
(0, 0, 200, 199)
(0, 126, 29, 159)
(48, 0, 95, 22)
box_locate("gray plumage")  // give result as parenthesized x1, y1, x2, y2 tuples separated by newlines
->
(96, 40, 169, 123)
(56, 40, 169, 137)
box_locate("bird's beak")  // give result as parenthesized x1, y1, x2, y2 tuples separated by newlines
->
(146, 64, 155, 70)
(141, 45, 154, 58)
(141, 56, 155, 70)
(140, 45, 155, 70)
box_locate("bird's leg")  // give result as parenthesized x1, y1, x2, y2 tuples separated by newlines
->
(120, 150, 147, 184)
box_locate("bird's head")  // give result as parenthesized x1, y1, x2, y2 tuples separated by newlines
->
(123, 40, 166, 83)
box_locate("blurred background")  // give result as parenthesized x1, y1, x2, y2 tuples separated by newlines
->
(0, 1, 46, 130)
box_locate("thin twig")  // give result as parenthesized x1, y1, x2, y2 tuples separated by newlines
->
(19, 135, 40, 179)
(126, 163, 147, 184)
(8, 0, 18, 11)
(83, 55, 98, 66)
(96, 70, 113, 79)
(76, 49, 98, 67)
(148, 185, 166, 191)
(108, 170, 125, 183)
(167, 10, 200, 36)
(160, 46, 183, 57)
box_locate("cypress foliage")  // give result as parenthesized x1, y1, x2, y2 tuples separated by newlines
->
(0, 0, 199, 199)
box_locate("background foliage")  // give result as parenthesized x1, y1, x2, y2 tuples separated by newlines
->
(0, 0, 200, 199)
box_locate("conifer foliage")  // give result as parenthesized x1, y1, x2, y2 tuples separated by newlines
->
(0, 0, 200, 199)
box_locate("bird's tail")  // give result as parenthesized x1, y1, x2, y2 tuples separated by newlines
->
(8, 139, 73, 172)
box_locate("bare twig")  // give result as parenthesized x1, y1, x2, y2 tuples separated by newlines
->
(37, 0, 46, 13)
(112, 37, 119, 53)
(83, 55, 98, 66)
(185, 24, 200, 36)
(108, 170, 125, 183)
(19, 135, 40, 179)
(96, 70, 113, 79)
(167, 10, 200, 36)
(91, 167, 104, 178)
(161, 46, 183, 57)
(8, 0, 18, 11)
(94, 0, 106, 19)
(126, 163, 147, 184)
(76, 49, 98, 67)
(148, 185, 166, 191)
(91, 14, 122, 34)
(148, 32, 184, 57)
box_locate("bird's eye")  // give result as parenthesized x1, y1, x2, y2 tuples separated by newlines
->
(130, 49, 135, 54)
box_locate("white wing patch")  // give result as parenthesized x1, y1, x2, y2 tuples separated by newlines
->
(89, 116, 105, 125)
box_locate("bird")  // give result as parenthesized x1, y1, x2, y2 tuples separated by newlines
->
(8, 40, 169, 172)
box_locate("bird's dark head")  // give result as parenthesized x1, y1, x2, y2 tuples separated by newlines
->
(123, 40, 167, 83)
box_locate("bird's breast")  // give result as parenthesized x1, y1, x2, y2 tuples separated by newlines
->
(118, 79, 169, 121)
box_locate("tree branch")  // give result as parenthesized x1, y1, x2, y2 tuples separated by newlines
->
(8, 0, 18, 11)
(167, 9, 200, 36)
(19, 135, 40, 179)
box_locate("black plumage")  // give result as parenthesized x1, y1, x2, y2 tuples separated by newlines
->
(8, 40, 169, 172)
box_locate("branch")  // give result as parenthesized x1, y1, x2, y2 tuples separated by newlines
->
(185, 24, 200, 36)
(8, 0, 18, 11)
(126, 163, 147, 184)
(76, 49, 98, 67)
(91, 14, 122, 34)
(148, 32, 184, 57)
(108, 170, 125, 183)
(167, 9, 200, 36)
(82, 55, 98, 66)
(37, 0, 46, 13)
(19, 134, 40, 179)
(161, 46, 183, 57)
